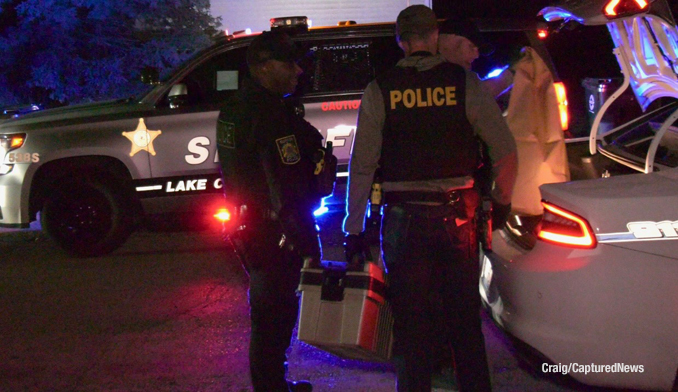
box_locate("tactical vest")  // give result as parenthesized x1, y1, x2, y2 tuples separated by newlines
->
(377, 61, 479, 182)
(217, 81, 323, 211)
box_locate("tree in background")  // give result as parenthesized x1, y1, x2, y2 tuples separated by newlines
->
(0, 0, 221, 107)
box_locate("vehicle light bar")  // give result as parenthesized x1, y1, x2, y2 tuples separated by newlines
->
(553, 82, 569, 131)
(604, 0, 649, 19)
(538, 201, 597, 248)
(271, 16, 309, 31)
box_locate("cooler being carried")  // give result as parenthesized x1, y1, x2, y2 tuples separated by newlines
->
(297, 260, 393, 362)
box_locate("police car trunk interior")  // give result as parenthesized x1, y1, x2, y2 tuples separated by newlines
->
(500, 0, 678, 252)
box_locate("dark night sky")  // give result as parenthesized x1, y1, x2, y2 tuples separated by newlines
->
(432, 0, 554, 19)
(433, 0, 678, 20)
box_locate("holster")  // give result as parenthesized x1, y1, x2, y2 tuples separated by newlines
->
(381, 188, 479, 266)
(477, 197, 493, 251)
(313, 149, 338, 197)
(225, 204, 280, 266)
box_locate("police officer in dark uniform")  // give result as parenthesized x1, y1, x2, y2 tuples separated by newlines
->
(216, 30, 329, 392)
(343, 5, 517, 392)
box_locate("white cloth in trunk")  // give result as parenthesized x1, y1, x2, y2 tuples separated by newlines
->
(506, 46, 570, 215)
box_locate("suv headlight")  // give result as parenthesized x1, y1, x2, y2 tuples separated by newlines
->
(0, 133, 26, 151)
(0, 133, 26, 175)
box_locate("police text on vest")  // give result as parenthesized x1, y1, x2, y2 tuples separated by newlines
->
(389, 87, 457, 109)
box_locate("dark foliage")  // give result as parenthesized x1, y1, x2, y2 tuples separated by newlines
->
(0, 0, 221, 107)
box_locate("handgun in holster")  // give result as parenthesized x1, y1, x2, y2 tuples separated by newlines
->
(313, 141, 338, 198)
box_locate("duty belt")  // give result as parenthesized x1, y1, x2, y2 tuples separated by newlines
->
(384, 190, 461, 205)
(235, 204, 278, 222)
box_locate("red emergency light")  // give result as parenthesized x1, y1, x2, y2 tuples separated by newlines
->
(553, 82, 569, 131)
(214, 207, 231, 222)
(604, 0, 649, 19)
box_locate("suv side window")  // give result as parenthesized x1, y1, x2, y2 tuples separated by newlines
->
(161, 46, 248, 108)
(297, 35, 402, 96)
(298, 38, 374, 95)
(371, 35, 406, 77)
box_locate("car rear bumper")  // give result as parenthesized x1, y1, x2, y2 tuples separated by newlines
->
(482, 230, 678, 391)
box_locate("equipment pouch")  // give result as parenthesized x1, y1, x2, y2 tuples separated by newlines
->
(443, 189, 480, 260)
(313, 141, 338, 197)
(457, 188, 479, 221)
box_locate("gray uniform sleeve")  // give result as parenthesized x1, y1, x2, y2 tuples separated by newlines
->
(465, 70, 517, 205)
(482, 69, 514, 98)
(343, 80, 384, 235)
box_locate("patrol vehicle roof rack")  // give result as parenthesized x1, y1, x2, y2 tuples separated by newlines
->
(271, 16, 309, 33)
(337, 20, 357, 26)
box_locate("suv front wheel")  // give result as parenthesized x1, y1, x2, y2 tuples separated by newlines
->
(41, 176, 134, 257)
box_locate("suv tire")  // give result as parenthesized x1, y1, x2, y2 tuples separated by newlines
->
(41, 176, 134, 257)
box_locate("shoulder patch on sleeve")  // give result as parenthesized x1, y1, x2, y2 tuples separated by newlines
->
(217, 120, 236, 149)
(276, 135, 301, 164)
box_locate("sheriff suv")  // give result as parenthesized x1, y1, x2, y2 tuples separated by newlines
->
(0, 16, 578, 257)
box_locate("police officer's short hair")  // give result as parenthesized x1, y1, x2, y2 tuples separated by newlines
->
(395, 5, 438, 42)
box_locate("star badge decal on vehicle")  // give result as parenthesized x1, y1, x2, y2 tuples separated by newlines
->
(122, 118, 162, 157)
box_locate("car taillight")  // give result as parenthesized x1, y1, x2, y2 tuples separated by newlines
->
(538, 201, 597, 248)
(537, 29, 548, 39)
(553, 82, 569, 131)
(214, 207, 231, 222)
(604, 0, 649, 19)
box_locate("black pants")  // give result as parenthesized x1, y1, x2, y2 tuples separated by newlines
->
(230, 221, 305, 392)
(381, 189, 491, 392)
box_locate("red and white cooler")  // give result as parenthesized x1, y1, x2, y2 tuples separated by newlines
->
(297, 260, 393, 362)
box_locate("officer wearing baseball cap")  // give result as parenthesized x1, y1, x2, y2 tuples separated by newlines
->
(438, 18, 518, 99)
(344, 5, 517, 391)
(439, 18, 495, 66)
(217, 30, 333, 392)
(246, 30, 305, 67)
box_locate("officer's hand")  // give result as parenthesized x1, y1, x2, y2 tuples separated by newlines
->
(285, 227, 322, 266)
(491, 201, 512, 230)
(344, 232, 369, 269)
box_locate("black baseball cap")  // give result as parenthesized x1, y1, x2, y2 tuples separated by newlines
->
(439, 18, 495, 56)
(396, 5, 438, 41)
(246, 30, 303, 66)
